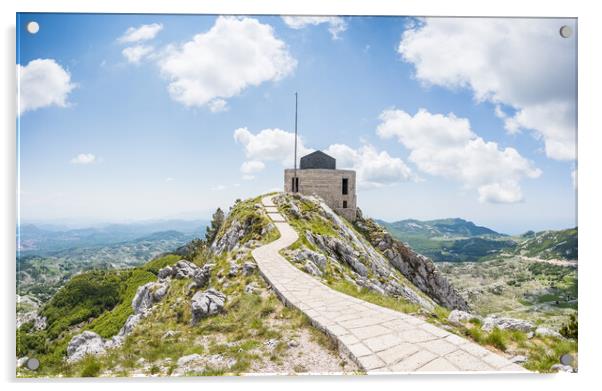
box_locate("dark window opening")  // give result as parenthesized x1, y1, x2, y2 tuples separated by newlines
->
(343, 200, 348, 208)
(292, 176, 299, 193)
(342, 178, 349, 195)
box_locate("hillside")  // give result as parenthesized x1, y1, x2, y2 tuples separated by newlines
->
(379, 218, 502, 238)
(18, 220, 207, 254)
(17, 230, 200, 306)
(378, 218, 514, 262)
(16, 194, 576, 376)
(513, 228, 578, 261)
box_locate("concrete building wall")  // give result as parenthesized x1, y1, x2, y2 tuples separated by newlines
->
(284, 168, 357, 221)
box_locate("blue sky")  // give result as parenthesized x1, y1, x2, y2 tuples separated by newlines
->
(17, 14, 577, 234)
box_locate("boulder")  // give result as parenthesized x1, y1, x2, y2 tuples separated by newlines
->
(157, 266, 174, 279)
(482, 316, 534, 332)
(132, 281, 169, 315)
(177, 354, 202, 367)
(242, 261, 257, 276)
(245, 282, 259, 294)
(66, 331, 107, 363)
(535, 326, 563, 339)
(191, 289, 227, 324)
(303, 261, 322, 276)
(192, 264, 213, 288)
(17, 357, 28, 368)
(228, 261, 239, 277)
(173, 260, 199, 279)
(448, 310, 480, 325)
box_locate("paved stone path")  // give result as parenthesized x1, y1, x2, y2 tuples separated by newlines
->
(252, 195, 528, 373)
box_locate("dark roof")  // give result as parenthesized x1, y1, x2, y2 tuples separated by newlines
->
(300, 150, 336, 170)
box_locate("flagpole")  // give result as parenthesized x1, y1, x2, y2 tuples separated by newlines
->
(293, 92, 298, 192)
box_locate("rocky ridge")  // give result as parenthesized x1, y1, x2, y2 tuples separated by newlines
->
(275, 193, 468, 312)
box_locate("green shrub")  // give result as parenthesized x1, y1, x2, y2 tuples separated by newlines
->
(80, 356, 102, 377)
(560, 313, 578, 339)
(88, 269, 156, 338)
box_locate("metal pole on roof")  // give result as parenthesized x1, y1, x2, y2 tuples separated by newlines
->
(293, 92, 298, 192)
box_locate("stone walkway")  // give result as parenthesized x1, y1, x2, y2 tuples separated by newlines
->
(252, 195, 528, 374)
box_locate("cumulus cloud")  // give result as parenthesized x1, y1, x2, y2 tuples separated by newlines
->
(158, 16, 296, 109)
(234, 127, 412, 188)
(70, 153, 96, 165)
(233, 127, 310, 167)
(240, 160, 266, 175)
(281, 16, 347, 39)
(398, 18, 576, 161)
(208, 98, 228, 113)
(118, 23, 163, 43)
(122, 45, 154, 64)
(18, 59, 76, 115)
(377, 108, 541, 203)
(324, 144, 414, 189)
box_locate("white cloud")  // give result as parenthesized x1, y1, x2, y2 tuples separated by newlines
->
(242, 175, 255, 181)
(208, 98, 228, 113)
(118, 23, 163, 43)
(122, 45, 154, 64)
(324, 144, 414, 189)
(70, 153, 96, 165)
(281, 16, 347, 39)
(398, 18, 576, 161)
(233, 127, 310, 166)
(165, 177, 175, 182)
(158, 16, 296, 109)
(18, 59, 75, 115)
(234, 127, 412, 189)
(240, 160, 265, 174)
(377, 108, 541, 203)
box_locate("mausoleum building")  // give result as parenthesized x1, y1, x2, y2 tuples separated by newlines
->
(284, 151, 357, 221)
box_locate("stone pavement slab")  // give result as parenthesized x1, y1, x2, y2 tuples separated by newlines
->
(251, 194, 529, 374)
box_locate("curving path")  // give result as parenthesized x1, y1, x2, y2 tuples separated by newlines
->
(252, 195, 528, 373)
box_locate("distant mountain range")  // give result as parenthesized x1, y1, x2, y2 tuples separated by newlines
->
(515, 228, 578, 260)
(377, 218, 577, 262)
(17, 219, 209, 254)
(16, 221, 209, 302)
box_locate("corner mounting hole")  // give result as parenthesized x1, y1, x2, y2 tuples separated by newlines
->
(559, 25, 572, 38)
(26, 21, 39, 34)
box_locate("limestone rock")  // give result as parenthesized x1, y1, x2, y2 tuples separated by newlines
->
(535, 326, 563, 338)
(66, 331, 107, 363)
(192, 263, 213, 288)
(228, 261, 239, 277)
(303, 261, 322, 276)
(482, 316, 534, 332)
(510, 355, 528, 364)
(173, 260, 198, 279)
(177, 354, 202, 367)
(292, 248, 327, 271)
(191, 289, 227, 324)
(551, 363, 575, 373)
(448, 309, 480, 325)
(245, 282, 259, 294)
(157, 265, 174, 279)
(242, 261, 257, 276)
(132, 281, 170, 315)
(17, 357, 28, 368)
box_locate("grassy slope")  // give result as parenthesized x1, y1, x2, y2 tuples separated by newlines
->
(17, 195, 354, 377)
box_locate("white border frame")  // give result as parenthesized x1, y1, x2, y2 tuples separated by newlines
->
(2, 1, 599, 390)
